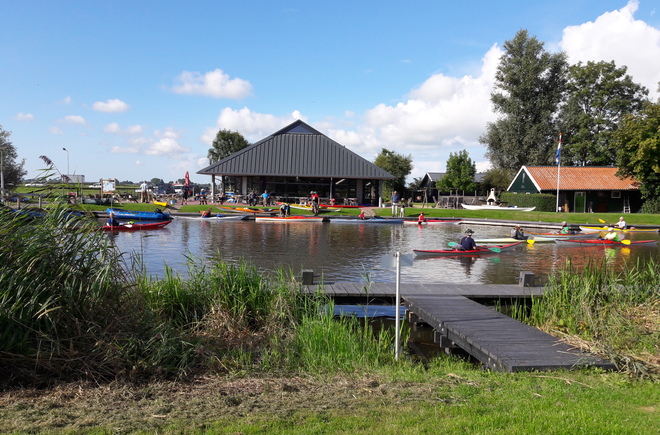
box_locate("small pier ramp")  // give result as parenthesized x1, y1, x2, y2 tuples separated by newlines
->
(305, 279, 614, 372)
(404, 294, 615, 372)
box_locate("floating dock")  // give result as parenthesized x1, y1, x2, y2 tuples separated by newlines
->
(305, 279, 615, 373)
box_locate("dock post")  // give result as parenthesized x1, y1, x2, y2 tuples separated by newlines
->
(301, 269, 314, 285)
(519, 271, 535, 287)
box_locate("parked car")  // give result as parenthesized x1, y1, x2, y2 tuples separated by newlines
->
(154, 184, 175, 195)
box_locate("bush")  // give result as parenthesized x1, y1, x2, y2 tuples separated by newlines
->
(500, 192, 556, 211)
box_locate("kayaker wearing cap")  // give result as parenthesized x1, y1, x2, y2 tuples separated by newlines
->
(457, 228, 477, 251)
(559, 221, 570, 234)
(511, 225, 528, 240)
(603, 227, 624, 242)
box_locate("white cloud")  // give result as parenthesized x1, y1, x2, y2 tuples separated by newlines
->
(104, 122, 121, 133)
(171, 69, 253, 99)
(110, 145, 139, 154)
(61, 96, 71, 104)
(15, 112, 34, 121)
(49, 126, 63, 135)
(201, 107, 305, 144)
(145, 128, 189, 156)
(60, 115, 87, 125)
(560, 0, 660, 100)
(92, 99, 130, 112)
(104, 122, 144, 135)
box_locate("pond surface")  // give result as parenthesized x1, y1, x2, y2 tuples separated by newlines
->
(107, 218, 660, 285)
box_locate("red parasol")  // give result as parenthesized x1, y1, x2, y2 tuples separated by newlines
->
(184, 171, 190, 187)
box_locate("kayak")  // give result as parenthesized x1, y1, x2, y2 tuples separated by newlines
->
(331, 218, 404, 224)
(255, 216, 325, 222)
(555, 239, 658, 247)
(103, 220, 171, 231)
(461, 204, 536, 212)
(106, 208, 172, 220)
(525, 231, 601, 240)
(177, 215, 248, 221)
(287, 204, 341, 212)
(579, 226, 659, 233)
(216, 206, 273, 214)
(413, 242, 522, 257)
(153, 200, 168, 207)
(473, 237, 555, 243)
(404, 218, 462, 225)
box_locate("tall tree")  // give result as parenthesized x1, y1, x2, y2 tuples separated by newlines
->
(207, 129, 250, 164)
(0, 126, 27, 194)
(438, 150, 476, 193)
(479, 30, 568, 171)
(558, 60, 649, 166)
(479, 167, 515, 193)
(614, 101, 660, 199)
(373, 148, 413, 197)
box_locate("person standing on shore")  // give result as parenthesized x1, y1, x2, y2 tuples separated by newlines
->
(391, 191, 400, 217)
(139, 181, 148, 203)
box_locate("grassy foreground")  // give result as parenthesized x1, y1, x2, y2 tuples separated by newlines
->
(0, 204, 658, 433)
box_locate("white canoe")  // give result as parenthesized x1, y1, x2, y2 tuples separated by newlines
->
(473, 236, 555, 243)
(331, 218, 403, 224)
(403, 219, 462, 225)
(255, 216, 325, 222)
(461, 204, 536, 212)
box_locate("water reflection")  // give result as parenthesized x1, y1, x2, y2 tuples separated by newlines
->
(108, 219, 660, 285)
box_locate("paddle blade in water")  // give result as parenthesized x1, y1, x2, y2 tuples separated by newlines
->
(448, 242, 458, 247)
(527, 239, 535, 245)
(621, 239, 631, 245)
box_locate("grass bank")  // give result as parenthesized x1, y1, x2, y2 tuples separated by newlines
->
(0, 203, 658, 433)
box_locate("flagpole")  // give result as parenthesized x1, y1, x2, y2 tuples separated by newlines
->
(555, 133, 562, 212)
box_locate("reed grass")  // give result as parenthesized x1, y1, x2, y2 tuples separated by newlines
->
(514, 257, 660, 377)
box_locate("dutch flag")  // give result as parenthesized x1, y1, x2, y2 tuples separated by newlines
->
(555, 133, 562, 165)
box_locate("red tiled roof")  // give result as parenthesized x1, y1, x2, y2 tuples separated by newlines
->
(525, 166, 639, 191)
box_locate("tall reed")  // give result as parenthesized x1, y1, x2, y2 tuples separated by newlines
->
(516, 257, 660, 374)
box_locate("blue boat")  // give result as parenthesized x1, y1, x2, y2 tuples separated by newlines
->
(105, 208, 172, 220)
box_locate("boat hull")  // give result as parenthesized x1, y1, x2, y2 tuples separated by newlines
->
(525, 231, 601, 240)
(413, 242, 522, 257)
(103, 221, 171, 231)
(461, 204, 536, 212)
(106, 208, 171, 220)
(404, 219, 462, 225)
(474, 237, 554, 243)
(579, 226, 659, 233)
(555, 239, 658, 246)
(255, 216, 324, 222)
(331, 218, 403, 224)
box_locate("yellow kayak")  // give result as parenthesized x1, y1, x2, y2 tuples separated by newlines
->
(153, 200, 168, 207)
(579, 226, 659, 233)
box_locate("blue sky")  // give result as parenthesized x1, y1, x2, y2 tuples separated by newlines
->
(1, 0, 659, 185)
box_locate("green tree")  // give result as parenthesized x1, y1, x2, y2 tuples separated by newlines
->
(0, 126, 27, 195)
(438, 150, 476, 193)
(479, 167, 515, 193)
(614, 101, 660, 199)
(150, 178, 164, 185)
(559, 61, 649, 166)
(373, 148, 413, 198)
(480, 30, 568, 171)
(406, 176, 424, 191)
(208, 129, 250, 164)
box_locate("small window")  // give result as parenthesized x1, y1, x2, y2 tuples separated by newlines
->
(611, 191, 621, 198)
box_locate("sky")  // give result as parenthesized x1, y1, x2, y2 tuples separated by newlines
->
(1, 0, 659, 185)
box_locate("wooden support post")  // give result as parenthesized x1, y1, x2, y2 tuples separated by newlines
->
(301, 269, 314, 285)
(519, 271, 535, 287)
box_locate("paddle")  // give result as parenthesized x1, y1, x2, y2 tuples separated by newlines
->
(448, 242, 458, 248)
(598, 218, 606, 224)
(620, 239, 631, 245)
(487, 247, 502, 253)
(527, 239, 535, 245)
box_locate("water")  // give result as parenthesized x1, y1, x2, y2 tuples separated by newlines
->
(107, 218, 660, 285)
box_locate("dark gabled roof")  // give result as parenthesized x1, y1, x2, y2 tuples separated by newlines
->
(197, 120, 395, 179)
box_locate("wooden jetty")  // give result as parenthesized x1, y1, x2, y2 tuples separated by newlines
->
(305, 277, 615, 373)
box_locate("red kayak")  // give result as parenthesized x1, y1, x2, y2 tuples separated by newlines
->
(555, 239, 658, 247)
(103, 221, 172, 231)
(413, 242, 522, 257)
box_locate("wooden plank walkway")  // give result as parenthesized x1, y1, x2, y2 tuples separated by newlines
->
(404, 295, 615, 372)
(306, 281, 544, 301)
(305, 282, 615, 372)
